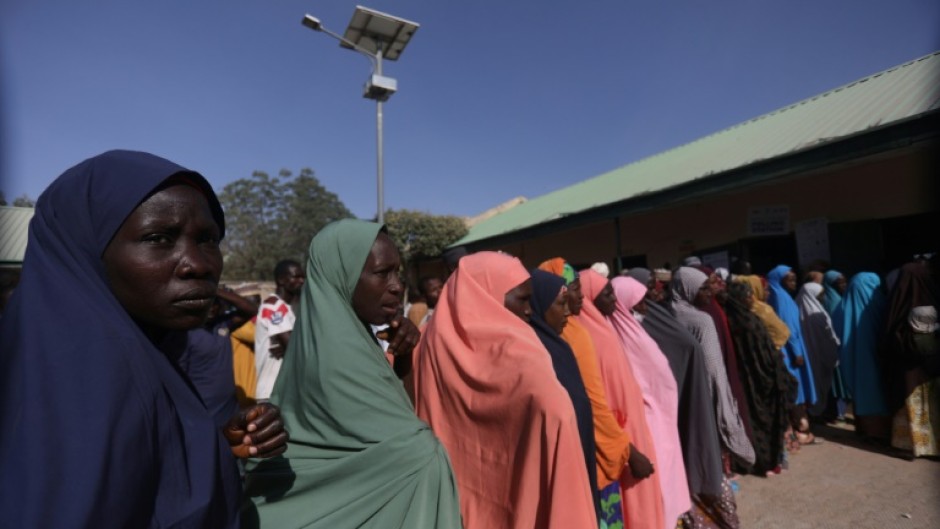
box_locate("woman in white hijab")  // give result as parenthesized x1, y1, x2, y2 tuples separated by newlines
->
(796, 282, 841, 418)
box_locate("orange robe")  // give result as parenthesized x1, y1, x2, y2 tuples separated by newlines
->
(562, 317, 632, 486)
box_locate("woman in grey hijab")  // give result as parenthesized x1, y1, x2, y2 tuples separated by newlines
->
(796, 282, 841, 417)
(670, 267, 755, 467)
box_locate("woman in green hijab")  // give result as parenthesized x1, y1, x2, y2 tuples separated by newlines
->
(242, 219, 462, 528)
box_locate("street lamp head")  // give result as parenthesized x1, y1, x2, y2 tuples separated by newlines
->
(301, 14, 322, 31)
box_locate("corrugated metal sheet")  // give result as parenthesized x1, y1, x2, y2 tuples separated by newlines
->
(457, 51, 940, 246)
(0, 206, 35, 265)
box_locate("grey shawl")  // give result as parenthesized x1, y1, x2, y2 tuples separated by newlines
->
(670, 267, 755, 465)
(796, 282, 841, 415)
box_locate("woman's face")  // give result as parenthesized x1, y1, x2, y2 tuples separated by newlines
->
(646, 278, 665, 303)
(544, 287, 570, 334)
(351, 232, 404, 325)
(593, 281, 617, 317)
(632, 298, 649, 315)
(693, 281, 713, 307)
(759, 279, 770, 301)
(745, 292, 756, 309)
(835, 275, 848, 295)
(566, 278, 584, 316)
(102, 184, 222, 340)
(707, 273, 722, 294)
(783, 271, 798, 292)
(504, 278, 533, 323)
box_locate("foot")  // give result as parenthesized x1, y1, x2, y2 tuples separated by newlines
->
(796, 431, 817, 445)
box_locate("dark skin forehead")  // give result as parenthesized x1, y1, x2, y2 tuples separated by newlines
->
(280, 265, 303, 281)
(420, 277, 443, 294)
(369, 233, 399, 269)
(593, 281, 617, 316)
(504, 278, 533, 323)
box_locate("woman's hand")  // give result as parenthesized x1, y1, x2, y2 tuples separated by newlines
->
(223, 403, 289, 459)
(627, 443, 654, 480)
(794, 355, 805, 367)
(381, 314, 421, 357)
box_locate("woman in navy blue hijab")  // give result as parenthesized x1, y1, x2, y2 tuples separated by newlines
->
(527, 268, 599, 519)
(0, 150, 287, 527)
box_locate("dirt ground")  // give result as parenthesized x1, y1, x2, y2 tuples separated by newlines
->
(735, 423, 940, 529)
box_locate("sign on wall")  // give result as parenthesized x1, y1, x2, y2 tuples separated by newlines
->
(747, 205, 790, 236)
(795, 217, 831, 268)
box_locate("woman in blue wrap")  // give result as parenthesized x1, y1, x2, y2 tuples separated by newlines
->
(834, 272, 891, 440)
(767, 265, 818, 443)
(0, 150, 287, 527)
(822, 270, 847, 316)
(822, 269, 851, 420)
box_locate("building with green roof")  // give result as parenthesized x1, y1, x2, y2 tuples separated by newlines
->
(454, 51, 939, 274)
(0, 206, 34, 268)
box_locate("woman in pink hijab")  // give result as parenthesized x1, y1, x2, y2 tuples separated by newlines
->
(579, 269, 666, 529)
(610, 276, 692, 528)
(413, 252, 597, 529)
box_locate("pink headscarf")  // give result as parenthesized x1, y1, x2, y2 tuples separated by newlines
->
(414, 252, 596, 529)
(578, 270, 665, 529)
(610, 277, 692, 527)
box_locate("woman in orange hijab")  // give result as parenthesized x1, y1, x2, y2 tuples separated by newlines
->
(414, 252, 597, 529)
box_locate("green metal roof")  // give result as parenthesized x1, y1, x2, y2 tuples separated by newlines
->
(0, 206, 35, 265)
(456, 51, 940, 246)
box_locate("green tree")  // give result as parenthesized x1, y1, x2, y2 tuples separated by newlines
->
(279, 168, 353, 265)
(0, 191, 6, 206)
(383, 209, 468, 281)
(218, 168, 353, 280)
(12, 194, 35, 208)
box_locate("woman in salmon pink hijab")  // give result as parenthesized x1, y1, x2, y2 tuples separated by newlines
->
(413, 252, 596, 529)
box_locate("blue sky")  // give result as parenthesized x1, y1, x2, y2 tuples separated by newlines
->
(1, 1, 937, 219)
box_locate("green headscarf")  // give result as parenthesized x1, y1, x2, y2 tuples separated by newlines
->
(242, 219, 461, 528)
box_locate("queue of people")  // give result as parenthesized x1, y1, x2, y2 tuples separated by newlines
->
(1, 150, 937, 528)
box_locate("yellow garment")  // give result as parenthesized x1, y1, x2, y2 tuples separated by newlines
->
(891, 377, 940, 457)
(737, 275, 790, 351)
(230, 320, 257, 407)
(407, 301, 429, 327)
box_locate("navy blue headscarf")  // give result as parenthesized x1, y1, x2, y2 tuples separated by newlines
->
(528, 269, 599, 515)
(0, 150, 239, 527)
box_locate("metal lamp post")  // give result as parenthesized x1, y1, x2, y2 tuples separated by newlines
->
(302, 6, 420, 224)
